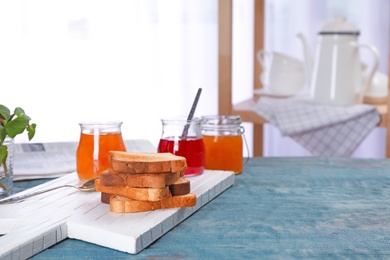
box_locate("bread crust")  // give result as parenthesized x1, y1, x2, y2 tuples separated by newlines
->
(109, 193, 197, 213)
(99, 169, 183, 188)
(109, 151, 187, 174)
(101, 192, 112, 204)
(95, 179, 171, 202)
(168, 177, 191, 196)
(98, 176, 191, 204)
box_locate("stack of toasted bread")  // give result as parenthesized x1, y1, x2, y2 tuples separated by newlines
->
(95, 151, 197, 213)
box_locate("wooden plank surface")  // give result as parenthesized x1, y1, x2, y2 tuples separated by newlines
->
(0, 170, 235, 258)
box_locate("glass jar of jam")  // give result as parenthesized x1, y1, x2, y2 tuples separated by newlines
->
(76, 120, 126, 181)
(201, 115, 244, 174)
(157, 116, 205, 176)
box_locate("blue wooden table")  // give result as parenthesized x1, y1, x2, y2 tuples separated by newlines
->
(13, 157, 390, 259)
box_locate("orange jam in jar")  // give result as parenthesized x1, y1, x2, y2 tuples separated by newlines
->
(76, 121, 126, 181)
(201, 115, 244, 174)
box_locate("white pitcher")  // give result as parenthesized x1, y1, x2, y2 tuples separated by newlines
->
(297, 16, 380, 106)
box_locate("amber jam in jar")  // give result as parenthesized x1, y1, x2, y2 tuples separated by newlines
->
(201, 115, 244, 174)
(76, 120, 126, 181)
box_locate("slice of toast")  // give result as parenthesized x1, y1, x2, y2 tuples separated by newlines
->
(109, 193, 197, 213)
(109, 152, 187, 174)
(95, 179, 170, 202)
(99, 177, 191, 204)
(99, 168, 183, 188)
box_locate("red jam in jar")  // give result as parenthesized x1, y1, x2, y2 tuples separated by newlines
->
(157, 117, 205, 176)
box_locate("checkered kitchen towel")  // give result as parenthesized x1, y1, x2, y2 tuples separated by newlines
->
(253, 97, 381, 157)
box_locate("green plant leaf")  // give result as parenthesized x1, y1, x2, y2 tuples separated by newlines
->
(0, 105, 10, 120)
(14, 107, 31, 120)
(28, 123, 37, 140)
(4, 116, 29, 138)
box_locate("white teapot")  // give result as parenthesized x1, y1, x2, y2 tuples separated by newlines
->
(297, 16, 380, 106)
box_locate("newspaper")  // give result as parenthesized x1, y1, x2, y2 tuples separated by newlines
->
(13, 139, 157, 181)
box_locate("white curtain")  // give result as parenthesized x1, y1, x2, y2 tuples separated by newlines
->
(261, 0, 389, 158)
(0, 0, 219, 149)
(1, 0, 387, 158)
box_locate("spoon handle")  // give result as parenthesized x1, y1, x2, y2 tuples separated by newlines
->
(0, 185, 74, 204)
(181, 88, 202, 139)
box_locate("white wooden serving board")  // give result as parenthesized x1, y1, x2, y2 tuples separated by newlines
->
(0, 170, 235, 259)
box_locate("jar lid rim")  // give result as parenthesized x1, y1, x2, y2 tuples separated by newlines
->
(79, 120, 123, 126)
(161, 116, 202, 122)
(201, 115, 242, 125)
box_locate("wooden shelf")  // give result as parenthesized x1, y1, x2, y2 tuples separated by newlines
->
(373, 102, 388, 127)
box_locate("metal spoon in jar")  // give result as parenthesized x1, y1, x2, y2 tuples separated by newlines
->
(0, 178, 97, 204)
